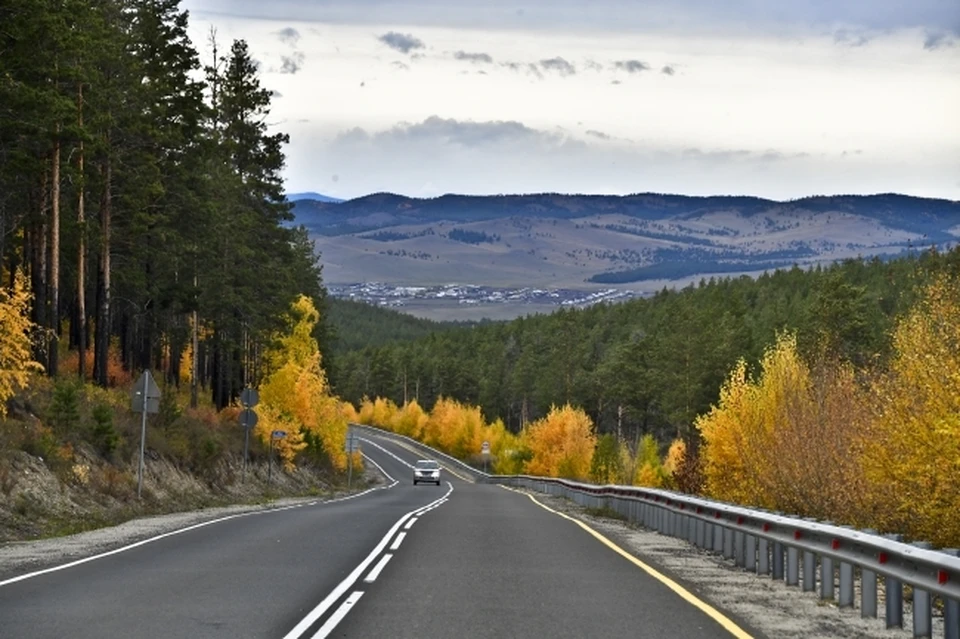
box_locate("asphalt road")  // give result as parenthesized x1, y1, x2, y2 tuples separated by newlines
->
(0, 432, 751, 638)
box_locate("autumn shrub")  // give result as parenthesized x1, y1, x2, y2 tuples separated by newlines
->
(860, 276, 960, 546)
(633, 434, 668, 488)
(0, 271, 42, 414)
(388, 399, 429, 438)
(522, 404, 596, 480)
(590, 434, 623, 484)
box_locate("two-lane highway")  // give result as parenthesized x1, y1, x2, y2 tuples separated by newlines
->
(0, 431, 756, 638)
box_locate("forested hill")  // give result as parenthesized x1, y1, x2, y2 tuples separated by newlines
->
(325, 298, 465, 355)
(294, 192, 960, 239)
(327, 247, 960, 442)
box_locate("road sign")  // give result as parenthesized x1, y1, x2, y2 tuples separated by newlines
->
(240, 388, 259, 408)
(239, 408, 258, 429)
(344, 434, 360, 452)
(131, 370, 161, 414)
(272, 430, 287, 439)
(481, 441, 490, 455)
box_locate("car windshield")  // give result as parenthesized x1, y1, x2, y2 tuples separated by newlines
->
(416, 461, 440, 470)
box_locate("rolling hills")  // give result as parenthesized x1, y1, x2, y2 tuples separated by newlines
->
(292, 192, 960, 318)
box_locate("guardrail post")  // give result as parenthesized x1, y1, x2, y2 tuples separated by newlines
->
(758, 537, 770, 575)
(734, 530, 745, 567)
(688, 515, 697, 545)
(838, 560, 853, 608)
(944, 549, 960, 639)
(820, 554, 835, 600)
(787, 546, 800, 586)
(885, 534, 905, 629)
(713, 521, 724, 553)
(723, 525, 735, 560)
(911, 541, 934, 638)
(696, 519, 705, 548)
(803, 550, 816, 592)
(745, 534, 756, 571)
(773, 541, 785, 580)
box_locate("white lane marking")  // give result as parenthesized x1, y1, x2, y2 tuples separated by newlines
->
(361, 451, 396, 484)
(363, 554, 393, 583)
(310, 590, 365, 639)
(0, 483, 396, 588)
(283, 482, 454, 639)
(403, 518, 418, 530)
(389, 532, 406, 551)
(358, 437, 415, 469)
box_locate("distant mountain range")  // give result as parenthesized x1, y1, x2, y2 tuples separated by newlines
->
(285, 192, 344, 204)
(291, 192, 960, 288)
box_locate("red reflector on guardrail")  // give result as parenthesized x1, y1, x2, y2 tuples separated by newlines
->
(939, 570, 949, 585)
(794, 531, 802, 540)
(878, 552, 888, 564)
(696, 507, 703, 514)
(762, 523, 771, 532)
(715, 512, 722, 519)
(831, 539, 840, 550)
(737, 516, 745, 525)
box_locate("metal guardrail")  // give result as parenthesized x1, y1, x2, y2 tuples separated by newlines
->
(494, 475, 960, 639)
(351, 423, 959, 639)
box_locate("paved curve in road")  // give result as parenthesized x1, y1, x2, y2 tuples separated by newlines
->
(0, 432, 756, 638)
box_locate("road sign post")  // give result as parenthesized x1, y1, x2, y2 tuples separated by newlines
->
(345, 433, 360, 490)
(239, 388, 259, 480)
(131, 370, 161, 500)
(481, 440, 490, 473)
(269, 430, 286, 484)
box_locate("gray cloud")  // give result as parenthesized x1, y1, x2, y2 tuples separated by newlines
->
(454, 51, 494, 64)
(923, 31, 954, 50)
(585, 60, 604, 71)
(585, 130, 611, 140)
(334, 115, 582, 151)
(834, 29, 871, 47)
(276, 27, 301, 45)
(280, 52, 305, 74)
(540, 57, 576, 76)
(392, 61, 410, 70)
(661, 65, 675, 75)
(378, 31, 425, 54)
(615, 59, 651, 73)
(501, 61, 543, 78)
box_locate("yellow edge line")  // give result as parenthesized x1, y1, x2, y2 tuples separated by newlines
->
(501, 486, 754, 639)
(384, 438, 473, 483)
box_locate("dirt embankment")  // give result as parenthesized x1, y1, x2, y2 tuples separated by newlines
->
(0, 445, 355, 544)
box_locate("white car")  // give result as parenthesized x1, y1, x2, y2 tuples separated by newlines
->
(413, 459, 442, 485)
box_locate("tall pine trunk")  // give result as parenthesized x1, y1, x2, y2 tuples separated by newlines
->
(49, 129, 61, 376)
(95, 143, 112, 387)
(77, 83, 87, 379)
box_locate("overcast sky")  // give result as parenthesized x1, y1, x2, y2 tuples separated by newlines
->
(182, 0, 960, 201)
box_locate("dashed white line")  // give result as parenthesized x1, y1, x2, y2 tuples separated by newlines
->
(404, 518, 418, 531)
(283, 482, 453, 639)
(309, 590, 365, 639)
(363, 554, 393, 583)
(361, 451, 396, 483)
(389, 532, 406, 551)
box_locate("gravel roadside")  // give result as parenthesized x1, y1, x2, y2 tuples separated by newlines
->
(523, 490, 938, 639)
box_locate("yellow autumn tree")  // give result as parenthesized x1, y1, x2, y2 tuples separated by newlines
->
(633, 434, 667, 488)
(522, 404, 596, 480)
(699, 333, 869, 518)
(0, 271, 42, 415)
(257, 295, 348, 471)
(861, 276, 960, 546)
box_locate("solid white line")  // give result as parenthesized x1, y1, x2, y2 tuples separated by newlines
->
(310, 590, 365, 639)
(283, 482, 453, 639)
(389, 532, 406, 551)
(361, 451, 396, 483)
(403, 518, 418, 530)
(358, 437, 415, 469)
(363, 554, 393, 583)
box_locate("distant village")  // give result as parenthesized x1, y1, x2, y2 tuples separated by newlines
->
(328, 283, 645, 310)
